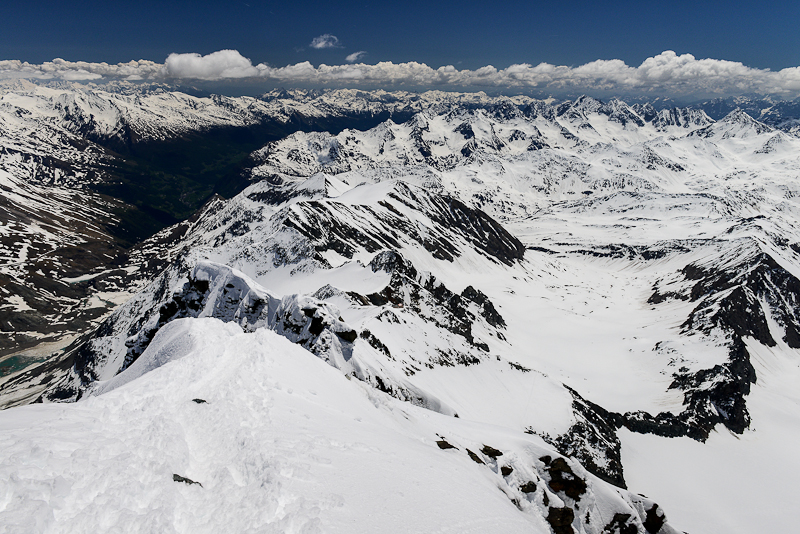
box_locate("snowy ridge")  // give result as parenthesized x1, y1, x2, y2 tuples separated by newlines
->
(82, 261, 454, 417)
(13, 173, 531, 415)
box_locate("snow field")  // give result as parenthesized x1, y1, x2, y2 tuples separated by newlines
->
(1, 317, 641, 533)
(620, 307, 800, 534)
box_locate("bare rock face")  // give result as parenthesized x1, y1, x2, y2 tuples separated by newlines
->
(279, 182, 525, 267)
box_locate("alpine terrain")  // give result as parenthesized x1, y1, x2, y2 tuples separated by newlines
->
(2, 80, 800, 534)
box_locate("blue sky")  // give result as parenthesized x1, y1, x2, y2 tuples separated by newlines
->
(3, 0, 798, 70)
(2, 1, 799, 98)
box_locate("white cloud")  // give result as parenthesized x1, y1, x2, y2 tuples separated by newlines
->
(164, 50, 260, 80)
(0, 58, 163, 81)
(1, 50, 799, 98)
(346, 51, 367, 63)
(310, 34, 341, 49)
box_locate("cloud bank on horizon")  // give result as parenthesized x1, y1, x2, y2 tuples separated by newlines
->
(1, 49, 799, 98)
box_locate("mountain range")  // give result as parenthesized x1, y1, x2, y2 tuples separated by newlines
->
(2, 80, 800, 533)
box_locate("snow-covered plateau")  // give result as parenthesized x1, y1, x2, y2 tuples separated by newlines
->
(2, 81, 800, 533)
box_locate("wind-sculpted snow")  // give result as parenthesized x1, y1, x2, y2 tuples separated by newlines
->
(84, 262, 360, 393)
(3, 170, 533, 421)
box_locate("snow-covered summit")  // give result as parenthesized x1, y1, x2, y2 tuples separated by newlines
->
(691, 108, 774, 140)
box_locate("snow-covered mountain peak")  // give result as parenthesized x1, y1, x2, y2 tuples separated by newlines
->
(692, 108, 774, 140)
(599, 98, 646, 128)
(651, 107, 713, 130)
(720, 107, 768, 126)
(558, 95, 604, 117)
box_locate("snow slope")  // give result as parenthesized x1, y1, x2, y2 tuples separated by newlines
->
(0, 318, 681, 534)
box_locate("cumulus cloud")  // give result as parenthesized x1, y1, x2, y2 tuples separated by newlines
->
(0, 58, 163, 81)
(346, 51, 367, 63)
(1, 50, 799, 98)
(164, 50, 262, 79)
(310, 34, 341, 49)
